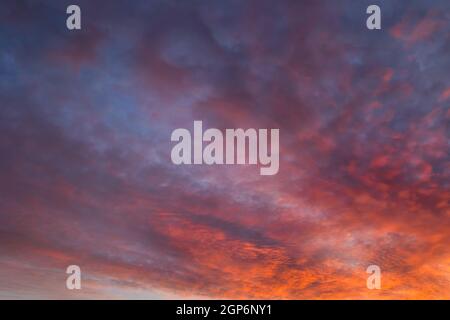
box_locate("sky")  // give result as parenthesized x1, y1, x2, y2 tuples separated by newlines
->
(0, 0, 449, 299)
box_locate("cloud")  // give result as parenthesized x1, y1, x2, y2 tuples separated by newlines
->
(0, 0, 449, 299)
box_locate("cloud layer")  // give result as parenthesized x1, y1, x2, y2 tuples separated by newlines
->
(0, 0, 449, 299)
